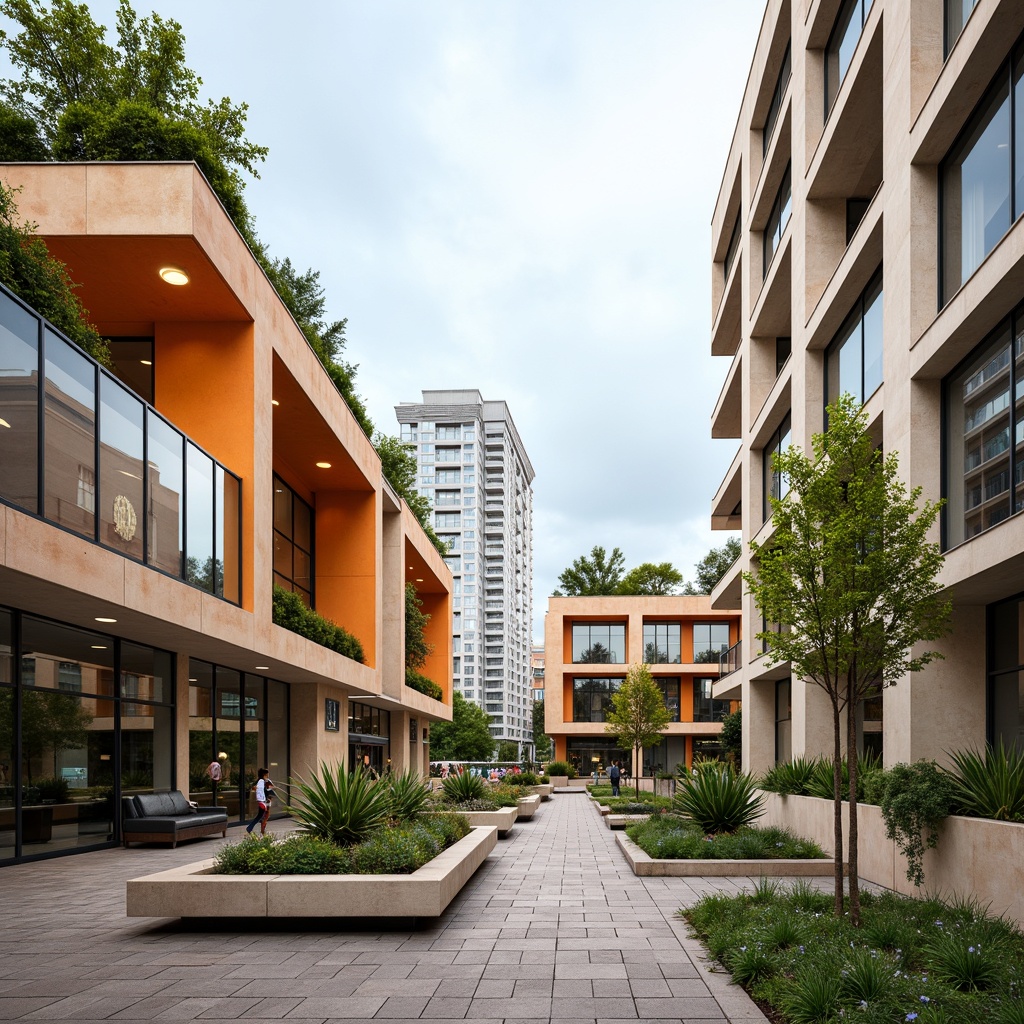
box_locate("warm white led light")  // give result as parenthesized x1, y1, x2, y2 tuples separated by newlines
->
(159, 266, 189, 286)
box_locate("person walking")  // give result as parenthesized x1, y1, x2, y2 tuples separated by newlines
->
(609, 760, 621, 797)
(246, 768, 272, 835)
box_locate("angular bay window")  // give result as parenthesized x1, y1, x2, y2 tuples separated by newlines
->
(763, 411, 792, 521)
(763, 43, 791, 158)
(944, 308, 1024, 547)
(941, 46, 1024, 304)
(643, 623, 680, 664)
(572, 623, 626, 663)
(763, 163, 792, 278)
(273, 474, 313, 606)
(826, 0, 874, 117)
(572, 677, 623, 723)
(826, 270, 883, 410)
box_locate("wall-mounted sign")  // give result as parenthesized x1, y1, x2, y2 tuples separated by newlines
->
(409, 718, 418, 743)
(325, 698, 339, 732)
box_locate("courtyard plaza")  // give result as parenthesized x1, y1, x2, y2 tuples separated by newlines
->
(0, 790, 782, 1023)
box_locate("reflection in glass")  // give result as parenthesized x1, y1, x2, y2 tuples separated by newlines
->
(99, 374, 144, 560)
(826, 0, 872, 115)
(273, 474, 313, 606)
(0, 291, 39, 512)
(121, 703, 173, 794)
(121, 642, 171, 703)
(763, 412, 792, 521)
(571, 623, 626, 663)
(215, 668, 243, 819)
(267, 680, 289, 805)
(216, 466, 241, 602)
(693, 677, 731, 722)
(0, 685, 12, 858)
(826, 271, 884, 409)
(21, 615, 115, 698)
(945, 0, 979, 58)
(185, 442, 214, 591)
(644, 623, 681, 664)
(44, 330, 96, 537)
(776, 678, 792, 763)
(763, 164, 792, 277)
(693, 623, 732, 664)
(658, 678, 681, 722)
(987, 593, 1024, 753)
(147, 414, 183, 577)
(188, 661, 216, 808)
(763, 43, 791, 158)
(572, 677, 623, 723)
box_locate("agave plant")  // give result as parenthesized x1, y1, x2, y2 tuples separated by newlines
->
(386, 769, 431, 822)
(441, 770, 486, 803)
(946, 741, 1024, 822)
(673, 766, 764, 834)
(758, 756, 819, 795)
(289, 761, 390, 845)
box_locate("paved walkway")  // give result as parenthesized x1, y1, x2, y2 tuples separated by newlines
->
(0, 792, 771, 1023)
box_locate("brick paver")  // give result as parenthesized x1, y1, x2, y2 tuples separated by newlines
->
(0, 793, 772, 1022)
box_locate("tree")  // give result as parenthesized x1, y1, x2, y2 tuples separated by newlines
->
(404, 583, 432, 671)
(427, 692, 494, 762)
(532, 699, 551, 761)
(553, 545, 625, 596)
(495, 740, 519, 762)
(20, 689, 94, 781)
(604, 663, 671, 799)
(720, 708, 742, 769)
(374, 433, 446, 554)
(743, 394, 950, 925)
(685, 538, 742, 594)
(617, 562, 684, 595)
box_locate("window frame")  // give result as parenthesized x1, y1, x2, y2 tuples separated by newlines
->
(272, 472, 314, 607)
(824, 267, 884, 417)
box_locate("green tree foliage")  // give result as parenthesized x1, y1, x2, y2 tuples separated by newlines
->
(271, 585, 364, 663)
(532, 699, 551, 761)
(374, 433, 446, 554)
(554, 545, 626, 596)
(685, 537, 742, 595)
(427, 692, 494, 762)
(743, 394, 950, 925)
(604, 663, 671, 799)
(404, 583, 431, 671)
(495, 740, 519, 762)
(720, 708, 742, 769)
(18, 689, 94, 780)
(618, 562, 684, 595)
(0, 100, 47, 158)
(0, 182, 109, 363)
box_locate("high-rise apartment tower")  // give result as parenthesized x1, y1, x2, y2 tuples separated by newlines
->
(396, 391, 535, 756)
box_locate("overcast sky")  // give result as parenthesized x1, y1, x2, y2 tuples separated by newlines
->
(3, 1, 765, 640)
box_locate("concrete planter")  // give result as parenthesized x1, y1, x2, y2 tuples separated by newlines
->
(449, 804, 519, 837)
(548, 775, 568, 788)
(616, 832, 842, 877)
(761, 792, 1024, 929)
(126, 825, 497, 919)
(528, 784, 554, 801)
(516, 794, 541, 820)
(606, 814, 652, 830)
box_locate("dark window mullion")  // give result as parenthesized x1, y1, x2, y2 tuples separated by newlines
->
(13, 609, 22, 860)
(36, 320, 45, 517)
(93, 363, 101, 544)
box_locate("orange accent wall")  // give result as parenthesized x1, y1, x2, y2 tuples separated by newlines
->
(315, 490, 377, 668)
(562, 676, 574, 724)
(153, 322, 256, 611)
(554, 736, 567, 761)
(420, 591, 451, 705)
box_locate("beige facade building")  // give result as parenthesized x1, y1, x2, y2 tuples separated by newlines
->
(544, 597, 739, 776)
(709, 0, 1024, 772)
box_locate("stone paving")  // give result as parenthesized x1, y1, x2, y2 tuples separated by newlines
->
(0, 790, 775, 1023)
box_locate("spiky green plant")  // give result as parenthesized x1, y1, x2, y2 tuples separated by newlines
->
(672, 767, 764, 834)
(386, 769, 430, 822)
(781, 969, 841, 1024)
(839, 948, 891, 1005)
(758, 755, 821, 795)
(441, 770, 486, 803)
(946, 742, 1024, 822)
(289, 762, 389, 846)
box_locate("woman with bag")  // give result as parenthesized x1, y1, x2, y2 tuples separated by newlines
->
(245, 768, 273, 835)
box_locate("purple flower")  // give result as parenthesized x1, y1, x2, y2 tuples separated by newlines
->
(906, 1015, 918, 1022)
(920, 995, 930, 1004)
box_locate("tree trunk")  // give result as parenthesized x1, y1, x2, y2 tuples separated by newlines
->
(832, 707, 844, 917)
(635, 745, 641, 799)
(846, 676, 861, 926)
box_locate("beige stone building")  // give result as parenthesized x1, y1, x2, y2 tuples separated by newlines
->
(710, 0, 1024, 772)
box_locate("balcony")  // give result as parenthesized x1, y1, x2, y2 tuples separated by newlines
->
(719, 639, 741, 679)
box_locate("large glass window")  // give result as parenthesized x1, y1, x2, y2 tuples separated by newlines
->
(987, 594, 1024, 751)
(273, 474, 313, 606)
(643, 623, 681, 664)
(763, 43, 791, 158)
(945, 0, 979, 59)
(776, 678, 792, 763)
(944, 309, 1024, 547)
(146, 413, 183, 577)
(763, 163, 792, 277)
(0, 293, 39, 513)
(659, 678, 681, 722)
(941, 48, 1024, 305)
(693, 678, 730, 722)
(572, 677, 623, 723)
(571, 623, 626, 663)
(763, 411, 792, 521)
(723, 210, 742, 282)
(825, 0, 874, 117)
(826, 270, 884, 410)
(693, 623, 731, 664)
(99, 375, 144, 561)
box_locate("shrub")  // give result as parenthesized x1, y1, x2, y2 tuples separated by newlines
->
(405, 670, 443, 700)
(626, 815, 822, 860)
(758, 756, 819, 795)
(441, 771, 485, 803)
(289, 762, 389, 845)
(673, 766, 765, 833)
(781, 970, 841, 1024)
(272, 585, 364, 662)
(386, 770, 430, 822)
(486, 785, 522, 808)
(502, 772, 539, 787)
(946, 741, 1024, 822)
(545, 760, 576, 778)
(34, 777, 70, 802)
(925, 928, 1004, 992)
(879, 760, 955, 886)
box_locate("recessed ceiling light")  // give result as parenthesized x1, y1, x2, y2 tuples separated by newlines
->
(159, 266, 189, 286)
(95, 616, 117, 623)
(91, 645, 108, 650)
(0, 418, 10, 428)
(255, 665, 269, 670)
(188, 677, 197, 682)
(140, 359, 153, 366)
(316, 461, 331, 469)
(415, 578, 424, 582)
(272, 399, 280, 406)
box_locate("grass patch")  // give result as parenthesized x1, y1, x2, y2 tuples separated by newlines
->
(682, 886, 1024, 1024)
(626, 814, 824, 860)
(604, 795, 672, 813)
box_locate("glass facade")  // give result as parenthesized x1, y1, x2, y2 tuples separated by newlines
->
(693, 678, 730, 722)
(658, 678, 681, 722)
(348, 701, 390, 775)
(941, 45, 1024, 304)
(0, 285, 242, 603)
(188, 661, 289, 820)
(763, 43, 791, 158)
(565, 736, 630, 778)
(724, 211, 742, 282)
(0, 605, 174, 864)
(571, 623, 626, 663)
(763, 163, 792, 277)
(944, 307, 1024, 547)
(693, 623, 731, 664)
(273, 474, 314, 606)
(775, 678, 792, 763)
(987, 594, 1024, 751)
(825, 270, 883, 411)
(945, 0, 979, 57)
(763, 411, 792, 521)
(643, 623, 681, 664)
(572, 677, 623, 723)
(825, 0, 874, 117)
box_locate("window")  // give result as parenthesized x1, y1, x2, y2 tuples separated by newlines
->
(941, 46, 1024, 305)
(571, 623, 626, 663)
(764, 164, 792, 277)
(763, 43, 791, 158)
(945, 0, 979, 58)
(987, 594, 1024, 752)
(724, 210, 742, 282)
(846, 198, 871, 243)
(775, 678, 792, 763)
(435, 489, 460, 506)
(693, 678, 730, 722)
(273, 473, 313, 606)
(658, 678, 681, 722)
(435, 511, 461, 528)
(436, 424, 461, 440)
(693, 623, 731, 664)
(643, 623, 681, 664)
(944, 307, 1024, 547)
(776, 336, 792, 376)
(826, 270, 883, 410)
(825, 0, 874, 117)
(435, 468, 460, 484)
(436, 447, 459, 463)
(572, 677, 623, 723)
(763, 411, 792, 521)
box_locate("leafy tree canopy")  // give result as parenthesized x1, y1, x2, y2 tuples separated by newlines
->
(604, 663, 671, 798)
(553, 545, 626, 596)
(532, 698, 551, 761)
(618, 561, 684, 595)
(404, 583, 432, 671)
(374, 433, 445, 554)
(495, 740, 519, 762)
(427, 691, 494, 762)
(685, 537, 741, 595)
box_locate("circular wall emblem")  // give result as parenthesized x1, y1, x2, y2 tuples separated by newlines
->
(113, 494, 137, 541)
